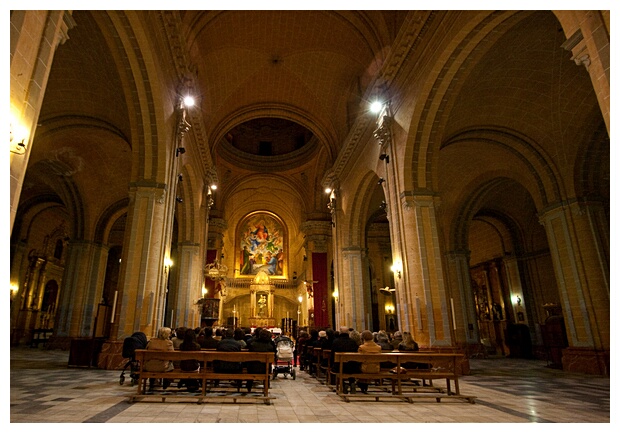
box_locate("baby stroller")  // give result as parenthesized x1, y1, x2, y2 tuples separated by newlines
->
(272, 335, 296, 380)
(119, 331, 147, 385)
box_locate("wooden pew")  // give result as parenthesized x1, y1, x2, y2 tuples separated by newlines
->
(332, 352, 476, 403)
(131, 350, 275, 404)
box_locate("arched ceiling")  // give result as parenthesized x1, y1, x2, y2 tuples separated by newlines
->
(181, 10, 407, 168)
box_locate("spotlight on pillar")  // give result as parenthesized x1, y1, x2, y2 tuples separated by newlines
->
(176, 197, 183, 203)
(176, 147, 186, 157)
(378, 177, 385, 185)
(178, 174, 183, 182)
(379, 153, 389, 163)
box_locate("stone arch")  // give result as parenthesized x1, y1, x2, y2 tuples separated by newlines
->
(91, 11, 174, 185)
(440, 126, 564, 209)
(210, 103, 339, 163)
(346, 171, 384, 247)
(94, 199, 129, 245)
(402, 10, 529, 192)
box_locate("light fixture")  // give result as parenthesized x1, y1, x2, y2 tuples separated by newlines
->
(10, 283, 18, 299)
(378, 177, 385, 185)
(391, 261, 402, 279)
(164, 257, 173, 272)
(202, 286, 208, 297)
(183, 95, 195, 107)
(385, 304, 395, 314)
(292, 271, 297, 281)
(205, 260, 228, 282)
(210, 184, 217, 191)
(10, 121, 28, 155)
(379, 153, 389, 163)
(324, 187, 332, 194)
(176, 147, 186, 157)
(178, 174, 183, 182)
(380, 286, 395, 294)
(370, 101, 383, 113)
(332, 289, 339, 302)
(176, 197, 183, 203)
(516, 296, 522, 306)
(298, 295, 303, 304)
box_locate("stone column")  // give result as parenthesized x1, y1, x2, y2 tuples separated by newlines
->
(169, 242, 201, 329)
(539, 200, 609, 374)
(114, 182, 169, 340)
(10, 11, 76, 232)
(559, 11, 610, 133)
(54, 241, 109, 340)
(444, 250, 479, 344)
(400, 193, 453, 348)
(340, 247, 368, 331)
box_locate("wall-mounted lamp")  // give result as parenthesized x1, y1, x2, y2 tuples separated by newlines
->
(176, 147, 186, 157)
(379, 201, 387, 212)
(10, 283, 18, 300)
(303, 255, 307, 261)
(385, 304, 395, 314)
(516, 295, 522, 306)
(202, 286, 208, 297)
(332, 289, 339, 302)
(378, 177, 385, 185)
(391, 261, 402, 279)
(292, 271, 297, 281)
(178, 174, 183, 182)
(175, 197, 183, 203)
(10, 121, 28, 155)
(210, 184, 217, 191)
(324, 187, 332, 194)
(164, 257, 173, 273)
(379, 153, 389, 163)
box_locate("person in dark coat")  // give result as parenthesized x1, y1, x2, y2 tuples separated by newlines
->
(330, 326, 360, 393)
(214, 328, 243, 390)
(246, 328, 276, 392)
(198, 326, 219, 349)
(304, 329, 320, 374)
(295, 331, 309, 368)
(179, 328, 201, 391)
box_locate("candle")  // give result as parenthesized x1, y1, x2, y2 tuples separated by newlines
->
(110, 291, 118, 323)
(450, 298, 457, 330)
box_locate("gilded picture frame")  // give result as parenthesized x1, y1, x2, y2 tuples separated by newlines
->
(236, 211, 287, 278)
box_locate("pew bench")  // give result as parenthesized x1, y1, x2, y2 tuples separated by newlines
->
(130, 350, 275, 404)
(333, 352, 476, 403)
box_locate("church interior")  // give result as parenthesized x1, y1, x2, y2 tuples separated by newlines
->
(9, 9, 610, 382)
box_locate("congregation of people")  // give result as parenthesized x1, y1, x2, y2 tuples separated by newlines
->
(141, 323, 420, 395)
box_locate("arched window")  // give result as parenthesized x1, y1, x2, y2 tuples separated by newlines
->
(53, 239, 63, 260)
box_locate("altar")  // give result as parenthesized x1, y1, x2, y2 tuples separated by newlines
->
(248, 270, 277, 328)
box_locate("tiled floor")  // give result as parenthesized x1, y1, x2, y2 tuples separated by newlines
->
(9, 347, 611, 424)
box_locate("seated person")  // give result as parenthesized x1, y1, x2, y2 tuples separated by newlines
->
(213, 328, 243, 390)
(246, 328, 276, 392)
(398, 331, 430, 370)
(179, 328, 201, 392)
(357, 330, 381, 393)
(144, 327, 174, 390)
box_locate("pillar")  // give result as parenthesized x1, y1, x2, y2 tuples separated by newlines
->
(539, 200, 609, 374)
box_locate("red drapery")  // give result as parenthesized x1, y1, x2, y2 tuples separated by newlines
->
(312, 252, 328, 328)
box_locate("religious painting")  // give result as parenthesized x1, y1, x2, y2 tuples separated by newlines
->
(237, 211, 287, 278)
